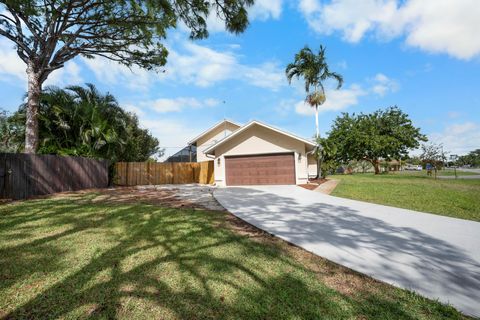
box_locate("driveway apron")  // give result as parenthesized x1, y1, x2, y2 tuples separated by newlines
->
(214, 185, 480, 317)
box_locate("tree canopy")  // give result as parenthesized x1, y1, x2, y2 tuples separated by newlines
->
(0, 109, 23, 152)
(311, 136, 338, 179)
(420, 142, 446, 172)
(457, 149, 480, 167)
(0, 0, 253, 76)
(2, 84, 161, 162)
(0, 0, 254, 152)
(328, 106, 427, 174)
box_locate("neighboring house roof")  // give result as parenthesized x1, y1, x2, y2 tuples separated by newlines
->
(188, 119, 242, 145)
(203, 120, 316, 155)
(165, 145, 196, 163)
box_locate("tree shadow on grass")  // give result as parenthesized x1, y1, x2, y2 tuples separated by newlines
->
(0, 193, 468, 319)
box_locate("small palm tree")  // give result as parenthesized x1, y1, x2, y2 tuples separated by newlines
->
(286, 45, 343, 138)
(23, 84, 126, 159)
(312, 137, 338, 178)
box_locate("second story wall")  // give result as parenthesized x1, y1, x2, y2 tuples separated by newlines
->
(196, 122, 240, 162)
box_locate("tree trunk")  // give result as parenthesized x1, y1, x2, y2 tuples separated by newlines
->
(314, 107, 321, 179)
(373, 160, 380, 174)
(25, 62, 42, 153)
(316, 157, 321, 179)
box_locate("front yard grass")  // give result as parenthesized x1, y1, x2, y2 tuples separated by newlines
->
(399, 170, 478, 177)
(0, 191, 468, 319)
(330, 173, 480, 221)
(436, 169, 479, 176)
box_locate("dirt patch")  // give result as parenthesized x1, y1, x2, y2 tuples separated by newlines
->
(298, 184, 319, 190)
(309, 178, 329, 184)
(298, 178, 329, 191)
(50, 186, 226, 212)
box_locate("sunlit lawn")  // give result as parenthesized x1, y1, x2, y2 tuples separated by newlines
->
(330, 172, 480, 221)
(0, 192, 468, 319)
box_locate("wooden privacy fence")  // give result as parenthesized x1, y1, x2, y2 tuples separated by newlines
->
(114, 161, 214, 186)
(0, 153, 109, 200)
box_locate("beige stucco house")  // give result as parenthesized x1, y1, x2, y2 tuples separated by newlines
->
(188, 120, 317, 186)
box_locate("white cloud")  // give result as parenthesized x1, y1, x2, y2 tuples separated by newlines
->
(241, 62, 285, 91)
(250, 0, 283, 20)
(124, 104, 146, 117)
(82, 57, 152, 90)
(204, 98, 221, 107)
(299, 0, 398, 42)
(144, 97, 220, 113)
(371, 73, 399, 96)
(200, 0, 283, 33)
(295, 84, 366, 115)
(45, 61, 83, 87)
(428, 122, 480, 155)
(151, 98, 199, 113)
(139, 117, 208, 160)
(292, 72, 398, 116)
(165, 42, 236, 87)
(0, 39, 26, 82)
(1, 30, 284, 92)
(124, 101, 216, 160)
(164, 41, 285, 90)
(299, 0, 480, 60)
(0, 39, 83, 87)
(276, 99, 297, 116)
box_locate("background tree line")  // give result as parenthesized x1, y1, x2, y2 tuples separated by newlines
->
(456, 149, 480, 167)
(0, 84, 161, 162)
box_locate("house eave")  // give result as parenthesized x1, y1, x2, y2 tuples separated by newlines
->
(187, 119, 242, 146)
(203, 120, 316, 155)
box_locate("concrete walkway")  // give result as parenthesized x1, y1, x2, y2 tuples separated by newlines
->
(214, 186, 480, 317)
(314, 179, 339, 194)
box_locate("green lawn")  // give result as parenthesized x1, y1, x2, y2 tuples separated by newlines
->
(330, 173, 480, 221)
(0, 192, 467, 319)
(399, 170, 478, 177)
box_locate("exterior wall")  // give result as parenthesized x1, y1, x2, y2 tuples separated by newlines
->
(196, 122, 240, 162)
(212, 124, 309, 186)
(307, 154, 317, 177)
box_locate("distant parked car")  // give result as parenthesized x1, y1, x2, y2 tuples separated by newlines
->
(405, 164, 422, 171)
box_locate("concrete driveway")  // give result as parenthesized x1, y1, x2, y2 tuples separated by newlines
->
(214, 185, 480, 317)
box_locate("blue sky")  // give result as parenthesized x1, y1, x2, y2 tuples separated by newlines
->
(1, 0, 479, 159)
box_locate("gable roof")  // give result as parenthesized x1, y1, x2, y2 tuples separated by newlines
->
(188, 119, 242, 145)
(203, 120, 316, 155)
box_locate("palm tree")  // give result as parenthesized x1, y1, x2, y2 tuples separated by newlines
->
(20, 84, 126, 159)
(286, 45, 343, 138)
(8, 83, 159, 161)
(312, 136, 338, 178)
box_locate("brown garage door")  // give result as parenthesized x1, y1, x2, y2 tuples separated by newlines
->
(225, 153, 295, 186)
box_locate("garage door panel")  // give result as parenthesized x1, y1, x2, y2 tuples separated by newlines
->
(225, 153, 295, 185)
